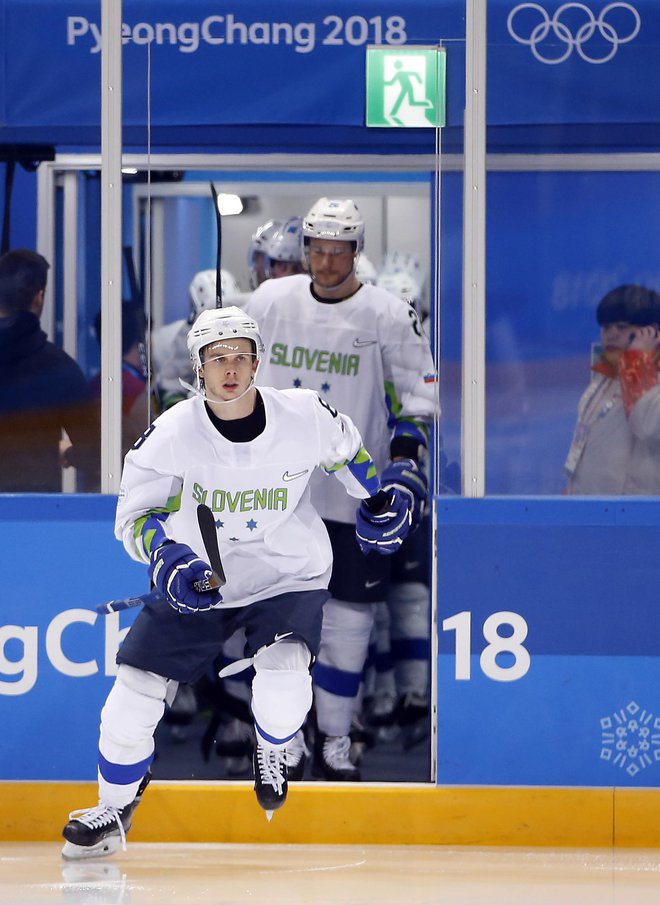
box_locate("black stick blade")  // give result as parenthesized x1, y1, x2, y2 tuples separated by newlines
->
(197, 503, 227, 586)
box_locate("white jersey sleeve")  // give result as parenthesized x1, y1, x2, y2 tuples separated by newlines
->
(302, 390, 380, 500)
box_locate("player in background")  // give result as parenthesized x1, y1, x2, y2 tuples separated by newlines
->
(246, 197, 438, 780)
(152, 268, 241, 409)
(355, 252, 378, 286)
(263, 217, 305, 280)
(361, 252, 432, 752)
(248, 219, 283, 290)
(61, 306, 412, 859)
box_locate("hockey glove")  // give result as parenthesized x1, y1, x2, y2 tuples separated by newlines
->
(355, 489, 412, 556)
(380, 458, 428, 532)
(149, 542, 223, 614)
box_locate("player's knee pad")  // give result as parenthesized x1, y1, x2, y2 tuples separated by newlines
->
(387, 582, 430, 640)
(100, 665, 170, 755)
(317, 598, 376, 671)
(251, 640, 313, 746)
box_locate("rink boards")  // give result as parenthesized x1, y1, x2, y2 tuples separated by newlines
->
(0, 494, 659, 845)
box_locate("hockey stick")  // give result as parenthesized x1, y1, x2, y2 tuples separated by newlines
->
(209, 182, 223, 308)
(196, 502, 227, 585)
(96, 504, 226, 613)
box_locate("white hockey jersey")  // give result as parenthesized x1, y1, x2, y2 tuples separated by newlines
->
(115, 387, 378, 608)
(246, 274, 438, 523)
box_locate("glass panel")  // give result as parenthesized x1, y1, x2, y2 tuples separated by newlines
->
(486, 11, 660, 496)
(124, 171, 437, 784)
(484, 172, 660, 495)
(0, 162, 103, 493)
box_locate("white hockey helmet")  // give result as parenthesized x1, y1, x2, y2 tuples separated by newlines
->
(380, 250, 424, 283)
(302, 197, 365, 251)
(189, 269, 241, 317)
(355, 253, 378, 285)
(266, 217, 303, 264)
(187, 306, 265, 372)
(377, 270, 428, 317)
(248, 219, 282, 288)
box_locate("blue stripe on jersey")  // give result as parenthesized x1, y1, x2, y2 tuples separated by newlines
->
(323, 446, 380, 496)
(132, 489, 183, 558)
(384, 381, 429, 447)
(392, 419, 429, 448)
(346, 446, 380, 496)
(98, 752, 154, 785)
(139, 514, 168, 556)
(313, 661, 363, 698)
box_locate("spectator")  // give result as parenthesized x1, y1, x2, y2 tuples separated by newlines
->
(565, 284, 660, 494)
(90, 302, 153, 458)
(0, 248, 97, 492)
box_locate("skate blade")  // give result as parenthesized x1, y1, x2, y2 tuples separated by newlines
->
(265, 810, 274, 823)
(61, 836, 121, 861)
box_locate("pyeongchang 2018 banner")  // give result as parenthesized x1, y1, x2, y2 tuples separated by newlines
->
(0, 0, 466, 131)
(1, 1, 659, 137)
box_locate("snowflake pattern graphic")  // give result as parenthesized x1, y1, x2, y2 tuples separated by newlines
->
(600, 701, 660, 777)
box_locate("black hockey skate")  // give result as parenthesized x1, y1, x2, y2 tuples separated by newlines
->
(312, 732, 361, 781)
(253, 744, 288, 819)
(61, 771, 151, 860)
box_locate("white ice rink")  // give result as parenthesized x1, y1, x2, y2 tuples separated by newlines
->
(1, 843, 659, 905)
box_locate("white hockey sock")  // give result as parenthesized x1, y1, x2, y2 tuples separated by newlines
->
(98, 664, 173, 807)
(388, 581, 430, 695)
(313, 598, 375, 737)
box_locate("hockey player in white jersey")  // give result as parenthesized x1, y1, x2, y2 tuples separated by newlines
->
(245, 197, 437, 780)
(248, 218, 282, 289)
(61, 305, 412, 859)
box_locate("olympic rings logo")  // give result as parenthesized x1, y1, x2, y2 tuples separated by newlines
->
(507, 3, 641, 64)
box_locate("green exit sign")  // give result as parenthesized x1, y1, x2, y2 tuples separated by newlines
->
(366, 46, 446, 128)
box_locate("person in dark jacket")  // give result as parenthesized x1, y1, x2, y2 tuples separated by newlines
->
(0, 249, 98, 492)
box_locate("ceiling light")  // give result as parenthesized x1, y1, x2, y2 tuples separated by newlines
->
(214, 193, 244, 216)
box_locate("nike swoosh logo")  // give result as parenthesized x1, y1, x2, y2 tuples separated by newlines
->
(365, 580, 381, 589)
(353, 339, 377, 348)
(282, 469, 309, 481)
(274, 632, 293, 642)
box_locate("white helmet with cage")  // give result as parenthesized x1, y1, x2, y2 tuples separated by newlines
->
(378, 251, 427, 314)
(355, 253, 378, 285)
(187, 306, 265, 375)
(248, 219, 282, 288)
(302, 198, 365, 251)
(189, 269, 241, 318)
(380, 251, 424, 283)
(266, 217, 303, 264)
